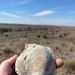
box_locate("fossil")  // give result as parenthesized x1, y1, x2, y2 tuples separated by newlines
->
(15, 44, 56, 75)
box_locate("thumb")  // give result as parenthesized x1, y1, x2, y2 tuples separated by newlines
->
(56, 59, 64, 69)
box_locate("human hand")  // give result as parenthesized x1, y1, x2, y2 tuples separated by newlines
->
(0, 55, 64, 75)
(0, 55, 18, 75)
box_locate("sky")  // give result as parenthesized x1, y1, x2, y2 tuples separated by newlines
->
(0, 0, 75, 26)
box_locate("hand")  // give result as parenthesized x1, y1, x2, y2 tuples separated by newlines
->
(0, 55, 64, 75)
(0, 55, 18, 75)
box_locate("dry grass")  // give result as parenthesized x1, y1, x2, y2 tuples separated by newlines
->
(65, 61, 75, 71)
(65, 61, 75, 75)
(0, 24, 75, 75)
(3, 47, 14, 54)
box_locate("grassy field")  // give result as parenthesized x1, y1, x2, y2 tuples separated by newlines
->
(0, 24, 75, 75)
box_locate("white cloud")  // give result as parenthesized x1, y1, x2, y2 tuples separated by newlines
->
(0, 12, 29, 20)
(0, 12, 21, 18)
(32, 10, 54, 16)
(12, 0, 31, 5)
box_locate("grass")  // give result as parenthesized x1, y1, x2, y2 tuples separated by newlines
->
(65, 61, 75, 71)
(20, 43, 25, 51)
(0, 24, 75, 75)
(70, 48, 73, 52)
(0, 53, 2, 56)
(3, 47, 13, 54)
(55, 46, 59, 50)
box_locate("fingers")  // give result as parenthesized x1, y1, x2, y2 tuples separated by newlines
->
(6, 55, 63, 69)
(55, 59, 64, 69)
(0, 55, 18, 75)
(1, 55, 63, 70)
(6, 55, 18, 66)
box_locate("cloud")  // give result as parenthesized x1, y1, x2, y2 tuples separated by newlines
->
(32, 10, 54, 16)
(0, 12, 29, 20)
(13, 0, 31, 5)
(0, 12, 21, 18)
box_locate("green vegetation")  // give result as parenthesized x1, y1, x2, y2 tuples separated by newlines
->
(55, 46, 59, 50)
(43, 34, 48, 39)
(5, 34, 9, 37)
(0, 24, 75, 75)
(37, 35, 40, 38)
(70, 48, 73, 52)
(0, 53, 2, 56)
(3, 47, 13, 54)
(20, 43, 25, 51)
(65, 61, 75, 71)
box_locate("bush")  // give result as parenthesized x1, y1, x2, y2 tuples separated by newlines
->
(70, 48, 73, 52)
(24, 35, 27, 37)
(55, 46, 59, 50)
(20, 43, 25, 51)
(3, 48, 13, 54)
(5, 34, 8, 37)
(0, 53, 2, 56)
(64, 33, 67, 36)
(59, 35, 63, 38)
(37, 35, 40, 38)
(43, 34, 48, 39)
(65, 61, 75, 71)
(52, 32, 55, 35)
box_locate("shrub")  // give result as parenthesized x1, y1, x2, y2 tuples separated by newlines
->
(55, 46, 59, 50)
(70, 48, 73, 52)
(0, 53, 2, 56)
(3, 48, 13, 54)
(64, 33, 67, 36)
(24, 35, 27, 37)
(17, 29, 22, 32)
(59, 35, 63, 38)
(37, 35, 40, 38)
(5, 34, 8, 37)
(52, 32, 55, 35)
(43, 34, 48, 39)
(65, 61, 75, 71)
(20, 43, 25, 51)
(27, 27, 32, 31)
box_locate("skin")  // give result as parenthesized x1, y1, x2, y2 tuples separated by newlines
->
(0, 55, 64, 75)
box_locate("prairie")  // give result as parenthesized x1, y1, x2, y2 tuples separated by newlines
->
(0, 24, 75, 75)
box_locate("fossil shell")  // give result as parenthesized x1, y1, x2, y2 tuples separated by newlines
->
(15, 44, 56, 75)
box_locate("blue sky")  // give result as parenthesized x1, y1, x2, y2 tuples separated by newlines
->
(0, 0, 75, 26)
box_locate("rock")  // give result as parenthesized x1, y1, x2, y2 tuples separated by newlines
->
(15, 44, 56, 75)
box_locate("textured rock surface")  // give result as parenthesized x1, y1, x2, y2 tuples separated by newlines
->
(15, 44, 56, 75)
